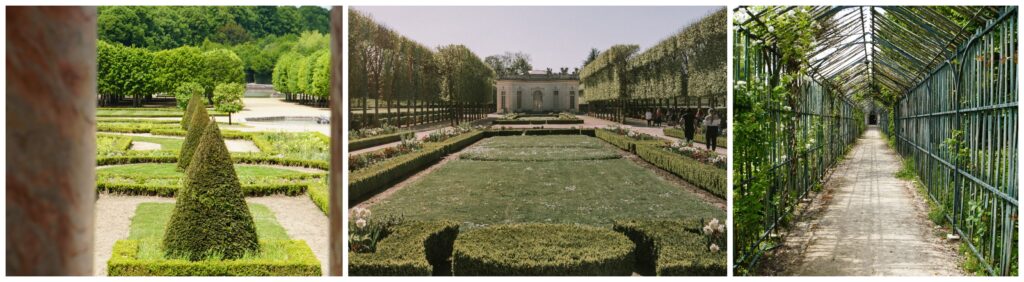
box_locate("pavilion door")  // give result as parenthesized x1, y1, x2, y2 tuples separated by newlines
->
(533, 91, 543, 111)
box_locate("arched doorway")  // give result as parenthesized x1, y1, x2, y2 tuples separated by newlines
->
(532, 90, 543, 111)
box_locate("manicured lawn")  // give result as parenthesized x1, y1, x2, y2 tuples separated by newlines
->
(129, 202, 289, 260)
(130, 136, 184, 151)
(372, 135, 724, 227)
(461, 135, 619, 161)
(98, 163, 309, 179)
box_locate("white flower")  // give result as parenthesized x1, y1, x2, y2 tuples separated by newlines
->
(355, 218, 367, 229)
(703, 226, 714, 235)
(783, 105, 791, 111)
(361, 209, 372, 219)
(351, 208, 364, 219)
(710, 244, 720, 253)
(768, 25, 775, 33)
(709, 218, 720, 229)
(717, 224, 725, 234)
(806, 143, 812, 150)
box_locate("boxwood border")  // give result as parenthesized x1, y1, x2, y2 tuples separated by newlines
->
(107, 239, 321, 276)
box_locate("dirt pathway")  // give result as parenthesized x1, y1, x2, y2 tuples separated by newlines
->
(779, 127, 962, 276)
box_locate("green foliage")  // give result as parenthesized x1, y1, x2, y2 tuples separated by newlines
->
(176, 105, 210, 170)
(107, 240, 320, 276)
(213, 83, 246, 122)
(452, 223, 634, 276)
(174, 83, 205, 111)
(483, 51, 532, 77)
(436, 44, 495, 104)
(163, 121, 259, 261)
(202, 49, 246, 95)
(97, 135, 134, 156)
(664, 128, 727, 148)
(459, 135, 620, 162)
(154, 46, 206, 95)
(97, 107, 226, 118)
(97, 40, 158, 105)
(627, 9, 726, 98)
(635, 144, 726, 198)
(348, 132, 406, 151)
(895, 156, 917, 180)
(306, 180, 329, 215)
(349, 221, 460, 276)
(580, 44, 640, 101)
(613, 220, 726, 276)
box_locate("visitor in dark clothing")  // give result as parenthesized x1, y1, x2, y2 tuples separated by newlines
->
(703, 111, 721, 150)
(681, 111, 695, 142)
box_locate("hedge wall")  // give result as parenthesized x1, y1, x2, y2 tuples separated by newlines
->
(349, 221, 460, 276)
(491, 119, 584, 125)
(107, 239, 321, 276)
(613, 220, 725, 276)
(348, 132, 407, 152)
(348, 131, 483, 206)
(663, 128, 727, 149)
(452, 223, 634, 276)
(96, 155, 329, 170)
(635, 144, 726, 198)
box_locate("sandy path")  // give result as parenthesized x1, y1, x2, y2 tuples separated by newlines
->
(130, 141, 160, 151)
(778, 128, 962, 276)
(93, 194, 328, 276)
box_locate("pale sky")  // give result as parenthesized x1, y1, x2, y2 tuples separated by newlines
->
(353, 6, 722, 70)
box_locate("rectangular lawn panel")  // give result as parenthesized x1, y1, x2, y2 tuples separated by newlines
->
(372, 135, 724, 227)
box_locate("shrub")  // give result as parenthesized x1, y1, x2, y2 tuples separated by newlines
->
(452, 223, 634, 276)
(151, 128, 252, 140)
(635, 144, 726, 198)
(349, 221, 460, 276)
(163, 121, 259, 261)
(613, 220, 726, 276)
(307, 181, 329, 215)
(175, 82, 205, 110)
(107, 239, 321, 276)
(96, 182, 307, 197)
(98, 156, 178, 166)
(349, 132, 405, 151)
(177, 104, 210, 170)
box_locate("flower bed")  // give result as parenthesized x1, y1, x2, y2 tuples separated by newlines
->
(612, 219, 726, 276)
(452, 223, 634, 276)
(349, 138, 423, 171)
(663, 128, 728, 149)
(665, 141, 726, 169)
(635, 144, 726, 198)
(595, 127, 666, 153)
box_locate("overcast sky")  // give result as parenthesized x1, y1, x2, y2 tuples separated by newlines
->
(353, 6, 722, 70)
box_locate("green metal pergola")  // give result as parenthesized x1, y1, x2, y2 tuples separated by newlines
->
(733, 6, 1017, 275)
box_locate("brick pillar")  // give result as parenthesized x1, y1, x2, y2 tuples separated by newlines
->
(327, 6, 344, 277)
(6, 6, 97, 276)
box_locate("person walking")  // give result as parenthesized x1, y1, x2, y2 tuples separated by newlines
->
(654, 108, 663, 127)
(681, 110, 695, 142)
(645, 110, 653, 126)
(703, 110, 721, 151)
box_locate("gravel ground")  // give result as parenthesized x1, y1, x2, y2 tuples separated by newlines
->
(93, 193, 329, 276)
(224, 139, 260, 152)
(130, 141, 160, 151)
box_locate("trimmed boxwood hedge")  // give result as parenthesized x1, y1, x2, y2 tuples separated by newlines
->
(349, 132, 407, 152)
(612, 220, 725, 276)
(96, 155, 328, 170)
(595, 129, 667, 153)
(307, 181, 329, 215)
(149, 128, 253, 140)
(348, 131, 483, 206)
(349, 220, 460, 276)
(484, 128, 596, 137)
(634, 144, 726, 198)
(492, 119, 584, 125)
(452, 223, 635, 276)
(96, 182, 308, 197)
(663, 128, 727, 149)
(107, 239, 321, 276)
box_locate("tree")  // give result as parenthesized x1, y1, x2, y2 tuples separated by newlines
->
(310, 49, 331, 103)
(163, 120, 259, 261)
(213, 83, 245, 124)
(177, 104, 209, 171)
(584, 48, 600, 66)
(154, 46, 206, 94)
(174, 82, 205, 110)
(484, 51, 532, 77)
(201, 49, 245, 101)
(96, 40, 158, 106)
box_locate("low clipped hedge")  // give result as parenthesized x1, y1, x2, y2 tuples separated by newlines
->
(634, 144, 726, 198)
(492, 119, 583, 125)
(96, 155, 329, 170)
(595, 129, 666, 153)
(149, 128, 253, 140)
(484, 128, 596, 137)
(348, 131, 483, 205)
(452, 223, 634, 276)
(107, 239, 321, 276)
(613, 220, 725, 276)
(663, 128, 727, 149)
(349, 221, 460, 276)
(349, 132, 407, 151)
(307, 182, 329, 215)
(97, 182, 307, 197)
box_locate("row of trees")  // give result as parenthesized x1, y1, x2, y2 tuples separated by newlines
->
(271, 31, 331, 107)
(97, 40, 244, 107)
(349, 9, 494, 128)
(98, 6, 329, 84)
(581, 8, 726, 101)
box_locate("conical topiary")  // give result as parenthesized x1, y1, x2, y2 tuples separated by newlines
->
(177, 103, 210, 171)
(163, 119, 259, 261)
(180, 93, 203, 130)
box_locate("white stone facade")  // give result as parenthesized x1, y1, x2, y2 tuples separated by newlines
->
(495, 78, 580, 113)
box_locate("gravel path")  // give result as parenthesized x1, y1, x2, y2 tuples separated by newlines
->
(225, 139, 260, 152)
(130, 141, 160, 151)
(775, 127, 962, 276)
(93, 193, 329, 276)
